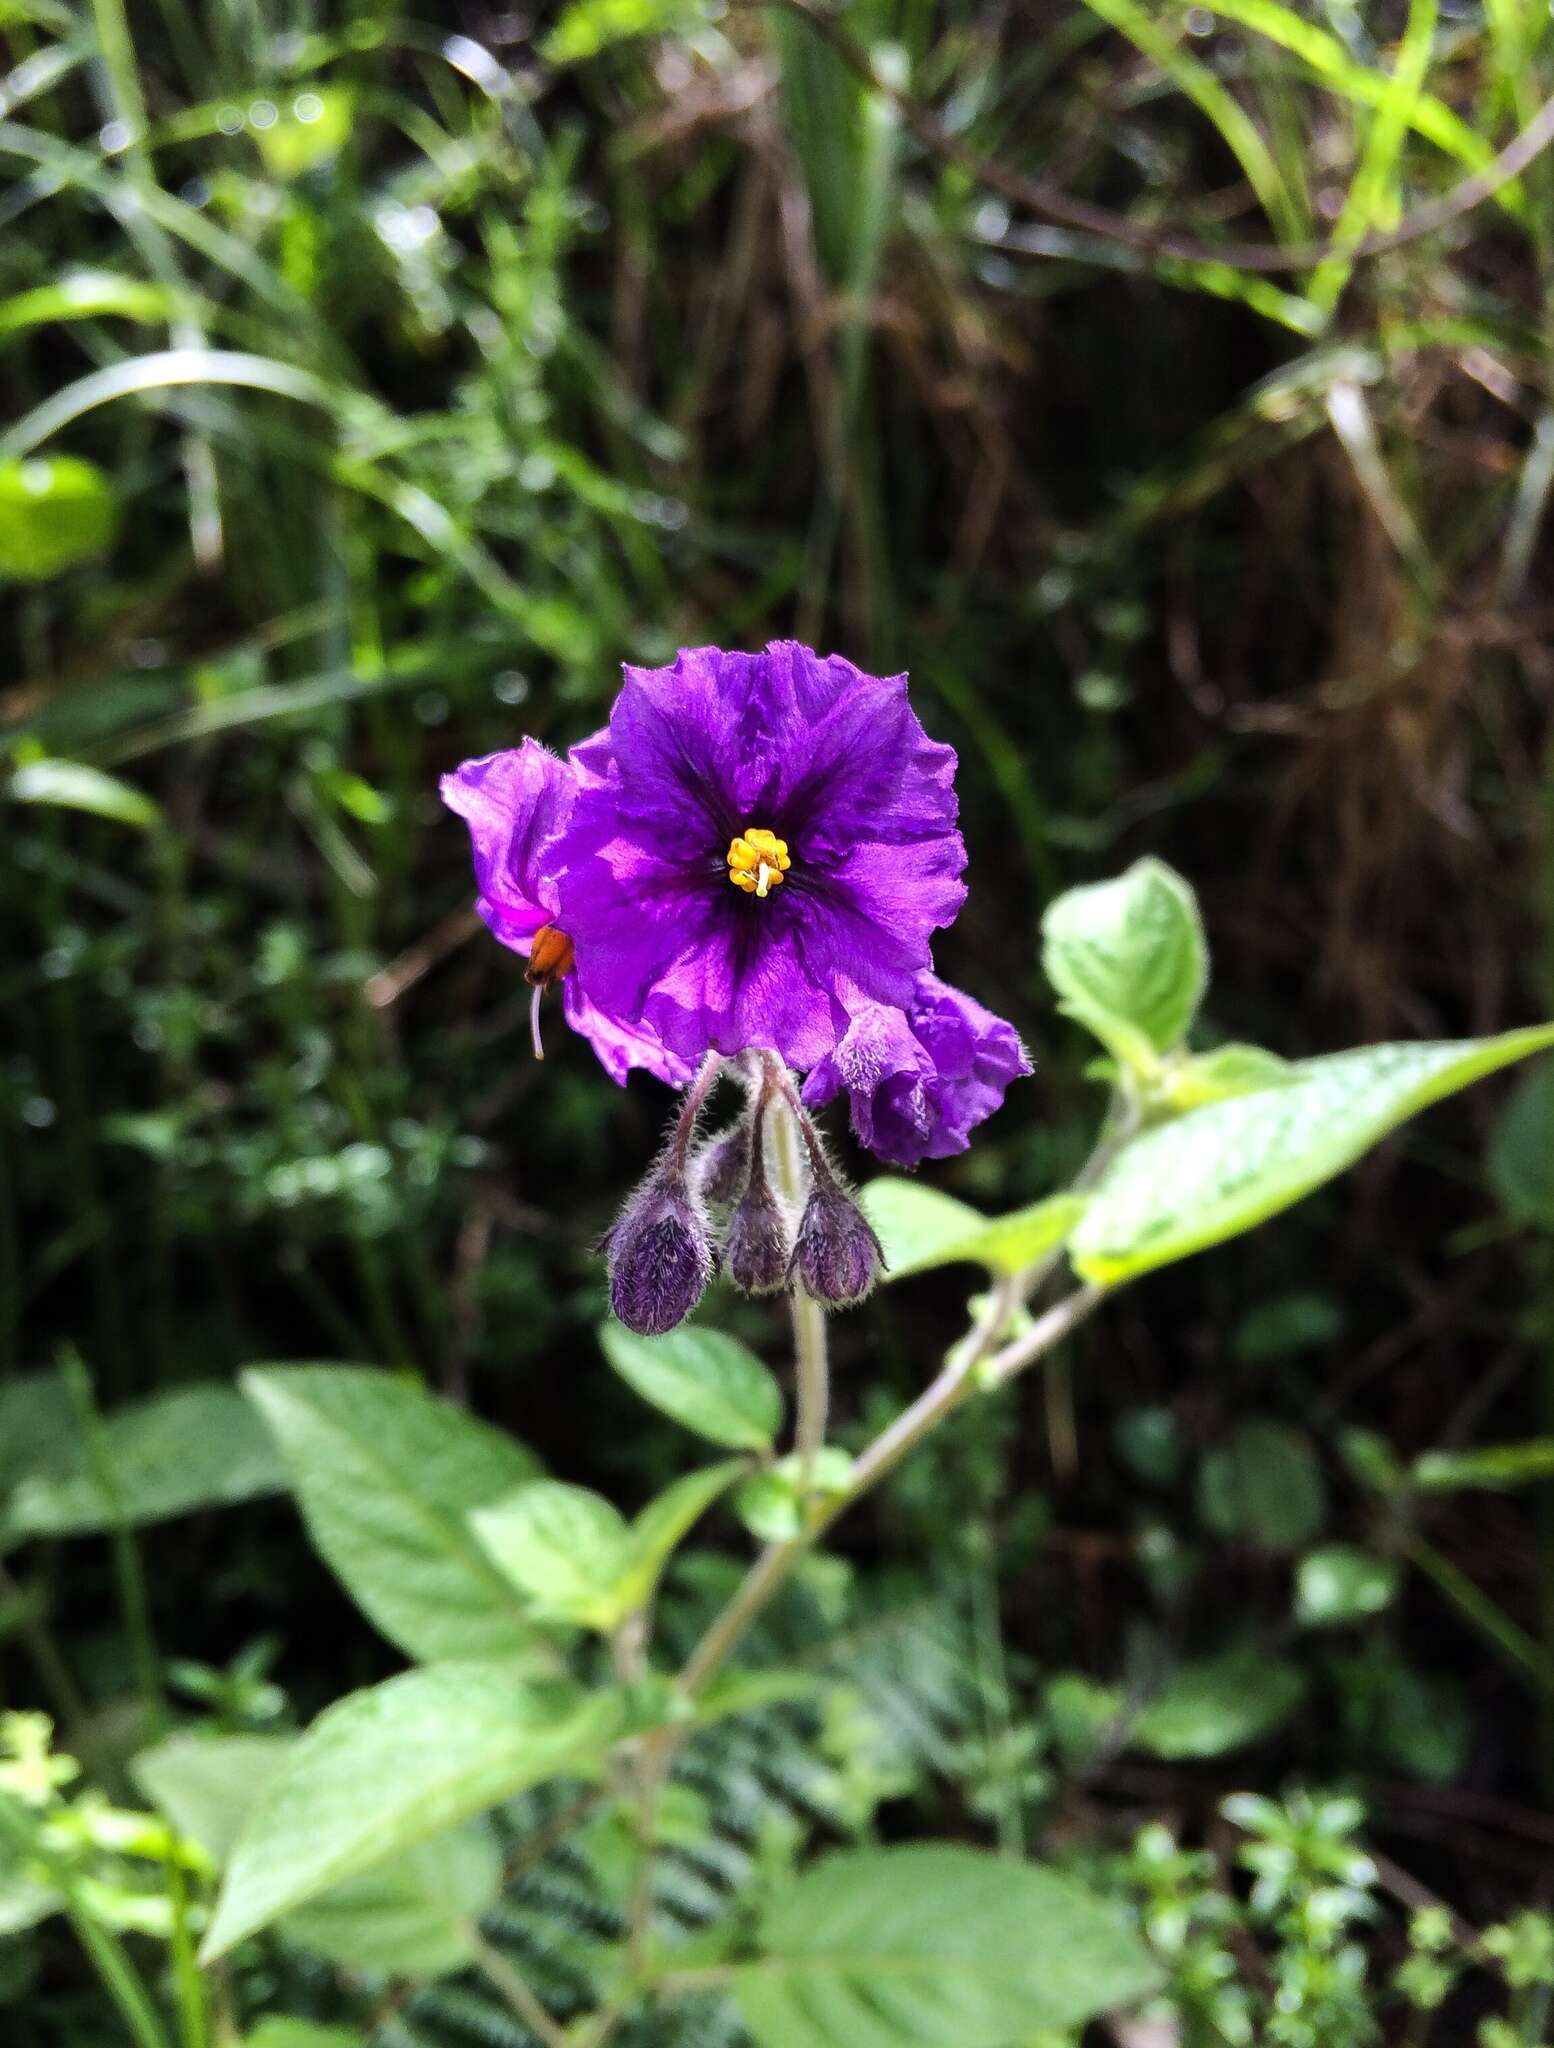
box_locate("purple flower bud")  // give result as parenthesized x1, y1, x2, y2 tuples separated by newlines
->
(725, 1177, 794, 1295)
(791, 1178, 884, 1308)
(607, 1174, 713, 1335)
(694, 1122, 751, 1212)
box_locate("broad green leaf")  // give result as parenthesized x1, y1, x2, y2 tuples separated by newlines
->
(1489, 1060, 1554, 1230)
(241, 1366, 542, 1661)
(1295, 1545, 1399, 1627)
(543, 0, 702, 63)
(0, 456, 118, 578)
(201, 1663, 625, 1960)
(1160, 1042, 1292, 1111)
(599, 1324, 782, 1450)
(1042, 857, 1207, 1068)
(472, 1482, 630, 1629)
(133, 1733, 292, 1865)
(861, 1180, 1086, 1279)
(1045, 1672, 1124, 1765)
(284, 1820, 500, 1977)
(1112, 1406, 1182, 1487)
(10, 758, 161, 830)
(3, 1387, 284, 1543)
(734, 1844, 1159, 2047)
(614, 1460, 748, 1613)
(1071, 1026, 1554, 1283)
(1196, 1420, 1325, 1552)
(1132, 1650, 1306, 1758)
(1413, 1440, 1554, 1491)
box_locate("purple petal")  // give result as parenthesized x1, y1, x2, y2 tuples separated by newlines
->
(563, 981, 693, 1088)
(440, 740, 573, 951)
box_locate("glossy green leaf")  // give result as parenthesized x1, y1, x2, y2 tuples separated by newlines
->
(861, 1180, 1086, 1279)
(1071, 1026, 1554, 1283)
(1132, 1650, 1306, 1758)
(133, 1732, 293, 1865)
(1196, 1420, 1325, 1551)
(1042, 857, 1207, 1067)
(283, 1820, 500, 1977)
(1412, 1440, 1554, 1491)
(241, 1366, 543, 1662)
(0, 456, 117, 578)
(10, 758, 161, 830)
(2, 1387, 284, 1543)
(471, 1482, 630, 1629)
(1295, 1545, 1400, 1626)
(599, 1324, 782, 1450)
(201, 1663, 625, 1960)
(733, 1844, 1159, 2047)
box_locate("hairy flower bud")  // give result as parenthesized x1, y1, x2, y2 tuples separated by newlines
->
(694, 1122, 750, 1213)
(791, 1177, 884, 1308)
(607, 1173, 713, 1335)
(725, 1176, 794, 1295)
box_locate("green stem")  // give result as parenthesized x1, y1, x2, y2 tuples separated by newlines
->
(770, 1090, 829, 1487)
(59, 1348, 166, 1736)
(469, 1930, 572, 2048)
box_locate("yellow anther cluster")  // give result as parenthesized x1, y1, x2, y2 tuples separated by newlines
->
(727, 827, 792, 899)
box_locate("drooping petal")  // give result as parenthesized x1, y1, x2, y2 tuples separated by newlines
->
(802, 972, 1031, 1165)
(562, 981, 693, 1089)
(440, 740, 572, 951)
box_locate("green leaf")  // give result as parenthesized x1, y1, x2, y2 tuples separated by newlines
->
(614, 1460, 748, 1613)
(733, 1844, 1159, 2047)
(861, 1180, 1086, 1279)
(1489, 1060, 1554, 1230)
(1132, 1649, 1307, 1758)
(243, 2024, 361, 2048)
(283, 1820, 500, 1978)
(1071, 1026, 1554, 1283)
(0, 456, 118, 578)
(1160, 1043, 1292, 1111)
(241, 1366, 543, 1662)
(3, 1387, 284, 1542)
(1413, 1440, 1554, 1491)
(1295, 1545, 1400, 1627)
(201, 1663, 625, 1961)
(0, 1371, 77, 1502)
(1041, 857, 1207, 1068)
(10, 758, 161, 830)
(471, 1482, 631, 1629)
(0, 270, 174, 340)
(599, 1324, 782, 1450)
(252, 88, 354, 179)
(734, 1449, 855, 1543)
(133, 1733, 293, 1864)
(1196, 1420, 1325, 1551)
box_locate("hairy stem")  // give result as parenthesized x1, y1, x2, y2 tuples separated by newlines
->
(768, 1081, 829, 1486)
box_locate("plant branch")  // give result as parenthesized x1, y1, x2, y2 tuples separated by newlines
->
(758, 0, 1554, 276)
(470, 1930, 573, 2048)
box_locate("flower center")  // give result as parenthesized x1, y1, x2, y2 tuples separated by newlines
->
(727, 827, 791, 899)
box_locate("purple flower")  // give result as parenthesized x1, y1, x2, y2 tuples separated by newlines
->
(553, 644, 967, 1070)
(802, 972, 1031, 1166)
(440, 739, 691, 1087)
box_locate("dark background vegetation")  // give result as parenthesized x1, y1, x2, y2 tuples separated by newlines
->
(4, 0, 1554, 2039)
